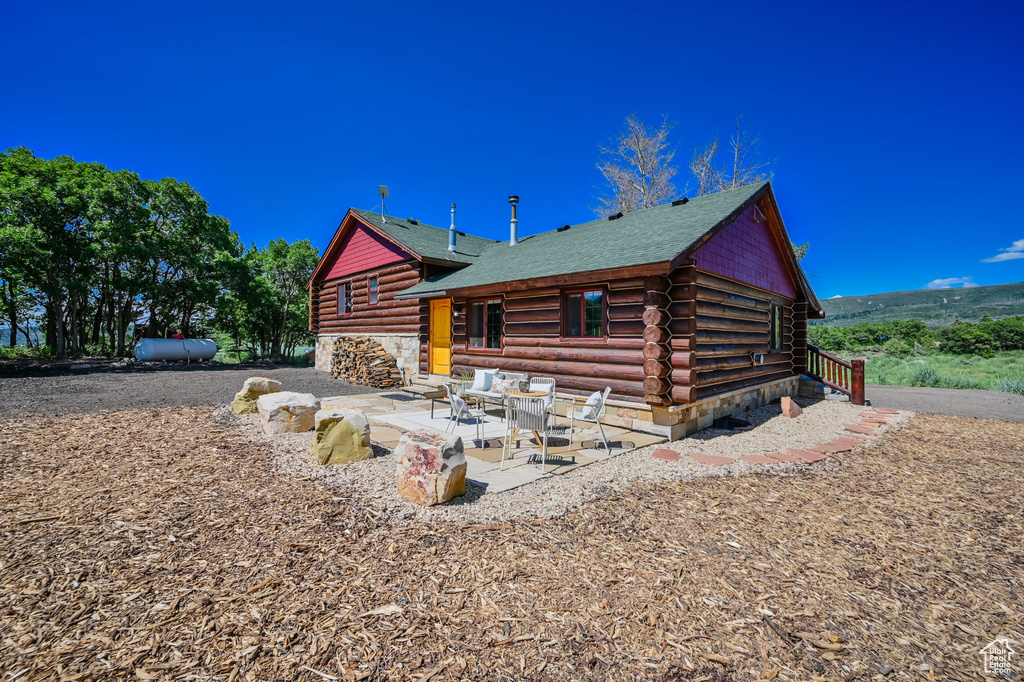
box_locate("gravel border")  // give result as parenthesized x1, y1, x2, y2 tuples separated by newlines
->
(214, 397, 913, 524)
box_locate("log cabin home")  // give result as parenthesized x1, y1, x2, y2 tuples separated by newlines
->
(308, 182, 824, 440)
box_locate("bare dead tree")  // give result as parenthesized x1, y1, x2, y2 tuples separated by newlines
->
(689, 136, 722, 197)
(594, 114, 677, 217)
(689, 115, 774, 195)
(689, 116, 808, 260)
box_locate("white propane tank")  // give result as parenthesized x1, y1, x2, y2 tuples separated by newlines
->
(134, 338, 218, 362)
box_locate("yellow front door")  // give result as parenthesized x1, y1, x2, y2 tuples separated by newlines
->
(429, 298, 452, 376)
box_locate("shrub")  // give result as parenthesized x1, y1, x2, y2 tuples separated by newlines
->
(937, 374, 983, 390)
(984, 317, 1024, 351)
(905, 365, 940, 387)
(882, 338, 913, 358)
(939, 322, 996, 357)
(0, 345, 53, 360)
(0, 345, 32, 360)
(993, 376, 1024, 396)
(808, 325, 848, 353)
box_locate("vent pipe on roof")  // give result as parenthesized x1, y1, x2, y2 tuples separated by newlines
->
(508, 195, 519, 246)
(448, 203, 457, 252)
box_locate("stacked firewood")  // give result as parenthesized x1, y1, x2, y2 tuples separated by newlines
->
(329, 336, 404, 388)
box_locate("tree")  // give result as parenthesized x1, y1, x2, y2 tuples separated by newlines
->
(0, 147, 316, 362)
(594, 114, 677, 217)
(938, 321, 995, 357)
(690, 115, 774, 194)
(214, 239, 318, 361)
(689, 116, 809, 261)
(0, 148, 107, 358)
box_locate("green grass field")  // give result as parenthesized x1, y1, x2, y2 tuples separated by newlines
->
(852, 351, 1024, 394)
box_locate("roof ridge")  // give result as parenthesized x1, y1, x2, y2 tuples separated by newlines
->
(350, 207, 499, 244)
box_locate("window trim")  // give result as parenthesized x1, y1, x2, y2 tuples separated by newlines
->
(467, 297, 503, 353)
(367, 275, 379, 305)
(769, 303, 784, 351)
(337, 282, 352, 316)
(561, 287, 608, 339)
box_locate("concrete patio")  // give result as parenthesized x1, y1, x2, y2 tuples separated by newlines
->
(321, 391, 667, 493)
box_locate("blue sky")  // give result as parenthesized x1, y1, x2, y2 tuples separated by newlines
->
(2, 0, 1022, 299)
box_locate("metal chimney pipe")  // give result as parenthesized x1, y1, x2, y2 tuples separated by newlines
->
(448, 203, 457, 252)
(508, 195, 519, 246)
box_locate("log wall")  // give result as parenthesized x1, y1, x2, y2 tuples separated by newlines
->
(449, 278, 652, 402)
(686, 268, 797, 400)
(313, 260, 431, 375)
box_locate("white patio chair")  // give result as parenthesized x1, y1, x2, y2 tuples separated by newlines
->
(527, 377, 556, 420)
(566, 387, 612, 451)
(500, 396, 551, 472)
(444, 384, 486, 448)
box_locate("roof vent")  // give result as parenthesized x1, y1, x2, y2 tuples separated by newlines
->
(607, 212, 623, 221)
(407, 218, 419, 224)
(556, 224, 571, 232)
(672, 198, 689, 206)
(448, 203, 457, 252)
(508, 195, 520, 246)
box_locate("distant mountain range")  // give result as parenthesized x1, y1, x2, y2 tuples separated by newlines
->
(818, 281, 1024, 327)
(0, 326, 42, 346)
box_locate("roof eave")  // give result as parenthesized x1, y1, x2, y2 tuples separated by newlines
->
(395, 288, 446, 300)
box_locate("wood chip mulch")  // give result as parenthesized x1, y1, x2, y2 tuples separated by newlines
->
(1, 407, 1022, 681)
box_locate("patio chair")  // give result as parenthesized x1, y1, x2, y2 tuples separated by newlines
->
(566, 387, 612, 451)
(500, 396, 551, 472)
(463, 371, 528, 422)
(444, 384, 486, 448)
(527, 377, 556, 418)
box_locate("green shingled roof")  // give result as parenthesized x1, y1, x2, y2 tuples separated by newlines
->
(351, 208, 500, 265)
(400, 183, 768, 296)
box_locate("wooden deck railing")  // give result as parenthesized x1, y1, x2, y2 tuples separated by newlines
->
(806, 345, 865, 405)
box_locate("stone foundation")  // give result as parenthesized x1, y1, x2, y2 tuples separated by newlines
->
(552, 376, 800, 441)
(316, 333, 419, 385)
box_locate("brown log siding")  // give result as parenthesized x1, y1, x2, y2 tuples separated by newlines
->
(449, 277, 652, 402)
(313, 261, 431, 372)
(688, 268, 796, 400)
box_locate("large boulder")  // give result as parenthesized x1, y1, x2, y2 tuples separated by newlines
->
(257, 391, 320, 434)
(231, 376, 283, 414)
(313, 408, 372, 465)
(395, 430, 467, 506)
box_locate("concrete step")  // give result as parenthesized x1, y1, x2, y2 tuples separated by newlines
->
(411, 374, 449, 387)
(400, 375, 448, 399)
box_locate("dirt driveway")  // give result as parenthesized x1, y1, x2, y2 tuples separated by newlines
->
(868, 384, 1024, 423)
(1, 404, 1021, 680)
(0, 365, 378, 418)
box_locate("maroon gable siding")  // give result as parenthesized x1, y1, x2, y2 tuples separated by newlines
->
(324, 223, 413, 280)
(691, 204, 797, 299)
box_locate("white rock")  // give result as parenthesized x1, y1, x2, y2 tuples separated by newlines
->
(244, 377, 282, 393)
(257, 392, 320, 434)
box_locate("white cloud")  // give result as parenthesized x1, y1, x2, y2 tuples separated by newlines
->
(982, 239, 1024, 263)
(926, 276, 979, 289)
(828, 294, 843, 299)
